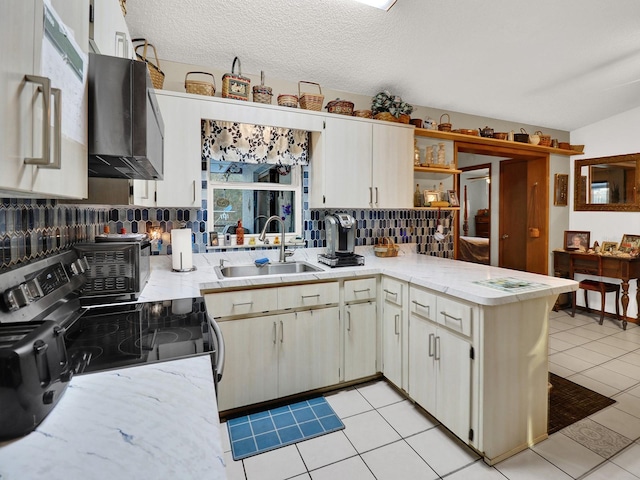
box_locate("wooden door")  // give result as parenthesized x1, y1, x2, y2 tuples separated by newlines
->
(499, 159, 528, 271)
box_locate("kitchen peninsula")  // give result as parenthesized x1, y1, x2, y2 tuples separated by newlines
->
(144, 244, 577, 465)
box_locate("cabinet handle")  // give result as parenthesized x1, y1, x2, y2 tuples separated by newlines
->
(48, 87, 62, 170)
(375, 187, 379, 205)
(115, 31, 128, 58)
(23, 75, 51, 167)
(272, 321, 276, 344)
(369, 187, 373, 205)
(428, 333, 435, 357)
(280, 320, 284, 343)
(233, 301, 253, 307)
(347, 309, 351, 331)
(435, 336, 441, 360)
(412, 300, 430, 315)
(353, 288, 370, 294)
(383, 289, 398, 297)
(440, 311, 463, 322)
(193, 180, 197, 203)
(394, 314, 400, 335)
(301, 294, 320, 299)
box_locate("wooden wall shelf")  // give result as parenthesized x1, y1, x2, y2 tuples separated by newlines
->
(414, 128, 579, 156)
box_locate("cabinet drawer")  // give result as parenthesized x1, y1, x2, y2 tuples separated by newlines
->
(344, 277, 377, 303)
(278, 282, 339, 309)
(382, 277, 404, 306)
(409, 286, 437, 321)
(436, 296, 473, 337)
(206, 289, 278, 318)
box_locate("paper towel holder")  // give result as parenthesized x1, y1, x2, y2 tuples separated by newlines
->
(171, 227, 197, 273)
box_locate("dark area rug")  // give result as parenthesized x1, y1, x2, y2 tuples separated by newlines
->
(548, 372, 616, 435)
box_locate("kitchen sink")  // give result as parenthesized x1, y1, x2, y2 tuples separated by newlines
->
(214, 261, 324, 279)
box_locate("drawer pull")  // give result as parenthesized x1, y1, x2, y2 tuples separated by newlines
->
(353, 288, 371, 294)
(301, 294, 320, 299)
(440, 311, 463, 322)
(394, 314, 400, 335)
(233, 301, 253, 307)
(412, 300, 430, 314)
(383, 289, 398, 297)
(347, 310, 351, 331)
(428, 333, 435, 357)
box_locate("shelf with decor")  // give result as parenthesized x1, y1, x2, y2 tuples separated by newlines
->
(414, 128, 580, 156)
(414, 166, 462, 175)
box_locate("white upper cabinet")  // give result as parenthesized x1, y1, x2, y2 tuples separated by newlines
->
(154, 93, 202, 207)
(310, 117, 414, 209)
(0, 0, 88, 199)
(90, 0, 133, 58)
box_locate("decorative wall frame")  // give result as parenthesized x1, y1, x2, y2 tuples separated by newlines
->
(554, 173, 568, 206)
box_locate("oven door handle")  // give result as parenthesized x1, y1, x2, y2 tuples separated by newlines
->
(207, 313, 224, 383)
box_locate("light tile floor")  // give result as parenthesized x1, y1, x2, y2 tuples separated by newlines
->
(221, 309, 640, 479)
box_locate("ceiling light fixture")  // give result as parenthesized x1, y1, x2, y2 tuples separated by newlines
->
(352, 0, 397, 11)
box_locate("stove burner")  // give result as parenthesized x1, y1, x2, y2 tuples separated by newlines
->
(66, 321, 120, 342)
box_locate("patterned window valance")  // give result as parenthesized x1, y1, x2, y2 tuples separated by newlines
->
(202, 120, 309, 166)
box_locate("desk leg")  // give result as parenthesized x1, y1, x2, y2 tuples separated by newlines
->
(621, 280, 630, 330)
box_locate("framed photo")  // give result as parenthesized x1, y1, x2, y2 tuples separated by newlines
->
(619, 234, 640, 253)
(564, 230, 590, 251)
(554, 173, 568, 206)
(601, 241, 618, 253)
(423, 190, 440, 205)
(447, 190, 459, 207)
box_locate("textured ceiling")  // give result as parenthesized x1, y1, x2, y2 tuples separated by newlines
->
(124, 0, 640, 131)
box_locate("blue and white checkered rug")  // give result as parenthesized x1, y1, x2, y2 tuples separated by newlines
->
(227, 397, 345, 460)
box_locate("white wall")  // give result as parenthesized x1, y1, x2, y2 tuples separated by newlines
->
(570, 105, 640, 318)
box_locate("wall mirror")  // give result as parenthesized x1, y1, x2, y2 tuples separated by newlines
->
(574, 153, 640, 211)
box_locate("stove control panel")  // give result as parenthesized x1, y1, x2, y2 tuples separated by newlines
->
(3, 263, 70, 311)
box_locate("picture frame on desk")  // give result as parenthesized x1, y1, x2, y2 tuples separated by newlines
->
(564, 230, 590, 251)
(619, 234, 640, 253)
(601, 241, 618, 253)
(447, 190, 459, 207)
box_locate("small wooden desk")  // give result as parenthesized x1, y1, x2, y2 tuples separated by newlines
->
(553, 250, 640, 328)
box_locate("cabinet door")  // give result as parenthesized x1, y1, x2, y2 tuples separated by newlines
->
(155, 93, 202, 207)
(344, 302, 377, 381)
(436, 328, 471, 441)
(311, 116, 372, 209)
(278, 308, 340, 397)
(382, 301, 403, 389)
(217, 316, 279, 411)
(372, 123, 413, 208)
(408, 314, 437, 412)
(0, 0, 38, 194)
(91, 0, 133, 58)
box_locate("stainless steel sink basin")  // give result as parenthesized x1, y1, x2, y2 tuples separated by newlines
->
(214, 261, 323, 279)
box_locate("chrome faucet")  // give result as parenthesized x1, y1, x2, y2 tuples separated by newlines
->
(259, 215, 292, 263)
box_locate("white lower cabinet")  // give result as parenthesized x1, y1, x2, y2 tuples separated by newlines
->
(206, 283, 339, 412)
(408, 286, 473, 444)
(381, 276, 408, 391)
(344, 302, 377, 381)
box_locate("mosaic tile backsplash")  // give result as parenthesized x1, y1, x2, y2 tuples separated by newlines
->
(1, 200, 453, 270)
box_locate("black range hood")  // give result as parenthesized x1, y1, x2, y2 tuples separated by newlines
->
(88, 53, 164, 180)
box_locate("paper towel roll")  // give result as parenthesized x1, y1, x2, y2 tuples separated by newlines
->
(171, 229, 193, 271)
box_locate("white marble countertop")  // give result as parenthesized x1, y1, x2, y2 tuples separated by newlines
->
(142, 245, 577, 306)
(0, 355, 226, 480)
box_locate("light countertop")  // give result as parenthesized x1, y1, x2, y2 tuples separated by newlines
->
(0, 355, 226, 480)
(141, 245, 577, 306)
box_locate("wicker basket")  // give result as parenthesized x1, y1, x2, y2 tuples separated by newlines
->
(133, 39, 164, 89)
(119, 0, 127, 16)
(298, 81, 324, 111)
(374, 112, 399, 123)
(252, 71, 272, 104)
(374, 237, 399, 258)
(438, 113, 452, 132)
(222, 57, 250, 101)
(277, 94, 298, 108)
(185, 71, 215, 96)
(353, 109, 372, 118)
(534, 130, 551, 147)
(325, 98, 354, 115)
